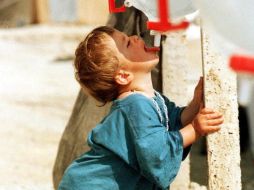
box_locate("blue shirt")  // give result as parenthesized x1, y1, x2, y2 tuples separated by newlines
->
(58, 93, 190, 190)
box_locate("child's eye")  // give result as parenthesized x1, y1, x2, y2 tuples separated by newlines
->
(127, 40, 130, 48)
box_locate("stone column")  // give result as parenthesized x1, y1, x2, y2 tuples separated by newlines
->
(162, 31, 191, 190)
(202, 30, 241, 190)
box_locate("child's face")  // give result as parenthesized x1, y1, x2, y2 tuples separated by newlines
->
(111, 30, 159, 65)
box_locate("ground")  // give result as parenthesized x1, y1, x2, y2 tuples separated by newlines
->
(0, 25, 253, 190)
(0, 25, 88, 190)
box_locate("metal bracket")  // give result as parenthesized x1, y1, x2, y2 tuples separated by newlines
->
(147, 0, 189, 32)
(108, 0, 126, 13)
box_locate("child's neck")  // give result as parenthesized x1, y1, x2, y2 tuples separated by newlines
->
(118, 74, 155, 99)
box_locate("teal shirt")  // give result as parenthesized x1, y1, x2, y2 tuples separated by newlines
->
(58, 93, 190, 190)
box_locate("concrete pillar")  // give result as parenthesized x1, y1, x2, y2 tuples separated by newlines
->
(202, 29, 241, 190)
(162, 31, 191, 190)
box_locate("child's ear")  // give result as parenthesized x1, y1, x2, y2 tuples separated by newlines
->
(115, 70, 133, 85)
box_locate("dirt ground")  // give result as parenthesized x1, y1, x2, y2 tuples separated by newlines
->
(0, 25, 253, 190)
(0, 25, 90, 190)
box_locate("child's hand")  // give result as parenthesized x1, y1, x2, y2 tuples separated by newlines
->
(192, 108, 223, 136)
(193, 77, 203, 106)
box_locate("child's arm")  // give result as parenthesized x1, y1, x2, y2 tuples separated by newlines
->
(180, 100, 200, 126)
(180, 124, 200, 148)
(180, 107, 223, 147)
(181, 77, 203, 126)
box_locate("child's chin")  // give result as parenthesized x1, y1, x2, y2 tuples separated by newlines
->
(145, 51, 159, 58)
(146, 54, 159, 61)
(144, 57, 159, 64)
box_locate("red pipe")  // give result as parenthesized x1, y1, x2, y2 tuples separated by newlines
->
(230, 54, 254, 74)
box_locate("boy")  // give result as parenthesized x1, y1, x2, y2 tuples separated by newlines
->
(58, 26, 223, 190)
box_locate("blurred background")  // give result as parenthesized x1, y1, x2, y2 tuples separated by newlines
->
(0, 0, 108, 189)
(0, 0, 253, 189)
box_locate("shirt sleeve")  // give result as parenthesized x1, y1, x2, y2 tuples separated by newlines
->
(161, 94, 191, 161)
(126, 98, 184, 189)
(58, 172, 74, 190)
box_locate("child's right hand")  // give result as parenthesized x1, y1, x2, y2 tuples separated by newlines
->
(192, 108, 224, 136)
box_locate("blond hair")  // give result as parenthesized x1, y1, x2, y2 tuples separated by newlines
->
(74, 26, 120, 105)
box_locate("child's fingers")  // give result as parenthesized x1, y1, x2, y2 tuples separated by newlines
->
(200, 108, 215, 114)
(206, 118, 224, 126)
(206, 125, 221, 133)
(195, 79, 203, 93)
(206, 112, 223, 120)
(199, 101, 204, 111)
(199, 77, 203, 86)
(198, 125, 221, 136)
(197, 77, 203, 87)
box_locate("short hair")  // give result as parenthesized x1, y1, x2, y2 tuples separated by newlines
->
(74, 26, 120, 105)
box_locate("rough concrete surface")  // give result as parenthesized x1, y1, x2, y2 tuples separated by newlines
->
(202, 30, 241, 190)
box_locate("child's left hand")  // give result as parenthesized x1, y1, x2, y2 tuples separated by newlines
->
(192, 107, 223, 136)
(193, 77, 203, 107)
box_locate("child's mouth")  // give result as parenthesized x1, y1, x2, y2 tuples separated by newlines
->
(144, 45, 160, 53)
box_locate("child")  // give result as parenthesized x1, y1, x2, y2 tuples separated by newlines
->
(58, 26, 223, 190)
